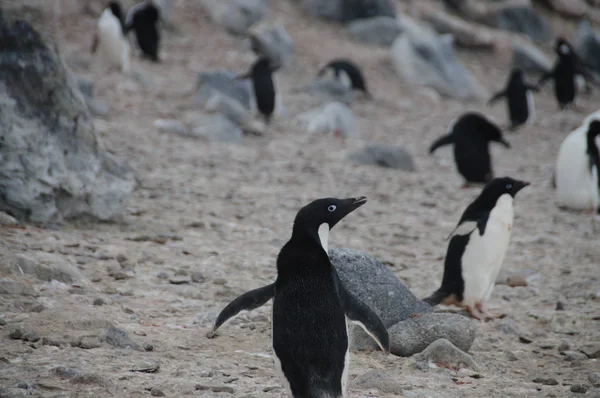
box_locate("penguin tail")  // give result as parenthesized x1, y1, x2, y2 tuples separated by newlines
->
(423, 289, 446, 306)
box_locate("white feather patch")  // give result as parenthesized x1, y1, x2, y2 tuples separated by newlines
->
(526, 90, 535, 124)
(447, 220, 478, 240)
(318, 223, 330, 253)
(338, 70, 352, 90)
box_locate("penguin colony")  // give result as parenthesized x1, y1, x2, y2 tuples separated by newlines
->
(86, 3, 600, 396)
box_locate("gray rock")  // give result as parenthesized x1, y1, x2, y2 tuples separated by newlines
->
(420, 8, 495, 50)
(191, 272, 205, 283)
(34, 262, 83, 284)
(93, 298, 105, 306)
(532, 377, 559, 386)
(202, 94, 252, 127)
(348, 144, 415, 171)
(13, 254, 37, 274)
(195, 384, 235, 394)
(86, 98, 109, 117)
(190, 114, 244, 143)
(564, 350, 588, 361)
(347, 16, 403, 47)
(578, 343, 600, 358)
(301, 0, 395, 23)
(154, 119, 188, 136)
(151, 388, 166, 397)
(589, 372, 600, 387)
(76, 77, 94, 98)
(296, 79, 355, 105)
(296, 102, 357, 138)
(412, 339, 479, 370)
(10, 327, 40, 342)
(0, 388, 29, 397)
(76, 336, 102, 349)
(248, 21, 293, 68)
(131, 362, 160, 373)
(157, 272, 169, 279)
(155, 0, 172, 22)
(512, 40, 553, 74)
(0, 12, 137, 223)
(574, 20, 600, 74)
(202, 0, 266, 36)
(391, 16, 486, 100)
(386, 313, 476, 357)
(494, 6, 552, 42)
(104, 326, 141, 350)
(54, 366, 81, 378)
(0, 278, 35, 296)
(15, 382, 34, 390)
(352, 370, 404, 394)
(570, 384, 588, 394)
(195, 70, 252, 109)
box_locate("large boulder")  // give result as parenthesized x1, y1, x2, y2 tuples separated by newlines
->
(512, 39, 553, 74)
(202, 0, 267, 36)
(574, 20, 600, 74)
(347, 16, 403, 47)
(391, 16, 486, 100)
(493, 6, 552, 42)
(248, 21, 293, 68)
(0, 11, 136, 223)
(348, 144, 416, 171)
(194, 70, 252, 110)
(301, 0, 395, 23)
(296, 102, 358, 138)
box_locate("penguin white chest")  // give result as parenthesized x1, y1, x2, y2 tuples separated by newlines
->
(96, 10, 129, 72)
(461, 194, 514, 305)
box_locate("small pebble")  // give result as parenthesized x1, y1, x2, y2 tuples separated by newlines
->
(143, 343, 154, 352)
(191, 272, 205, 283)
(532, 377, 558, 386)
(504, 350, 518, 361)
(195, 384, 234, 394)
(555, 301, 565, 311)
(93, 298, 105, 306)
(557, 341, 570, 352)
(213, 278, 227, 285)
(588, 372, 600, 387)
(570, 384, 588, 393)
(157, 272, 169, 279)
(175, 269, 187, 276)
(507, 275, 527, 287)
(150, 387, 165, 396)
(16, 381, 34, 390)
(0, 317, 7, 326)
(564, 351, 587, 362)
(111, 270, 134, 280)
(169, 276, 189, 285)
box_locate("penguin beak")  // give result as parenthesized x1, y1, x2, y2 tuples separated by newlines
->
(514, 181, 530, 194)
(498, 138, 511, 148)
(351, 196, 367, 209)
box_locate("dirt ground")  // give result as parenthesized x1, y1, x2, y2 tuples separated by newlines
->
(1, 0, 599, 397)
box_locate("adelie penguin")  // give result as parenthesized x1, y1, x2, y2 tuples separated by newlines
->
(125, 0, 161, 62)
(555, 118, 600, 217)
(92, 1, 130, 73)
(318, 58, 372, 99)
(488, 68, 538, 130)
(209, 197, 389, 397)
(424, 177, 530, 321)
(237, 57, 280, 126)
(429, 112, 511, 186)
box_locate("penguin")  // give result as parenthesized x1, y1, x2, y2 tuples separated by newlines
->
(424, 177, 530, 321)
(318, 58, 372, 99)
(125, 0, 161, 62)
(91, 1, 130, 73)
(237, 57, 279, 125)
(272, 197, 388, 397)
(429, 112, 511, 185)
(555, 119, 600, 212)
(488, 68, 539, 130)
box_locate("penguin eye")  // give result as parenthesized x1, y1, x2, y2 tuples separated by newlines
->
(505, 184, 512, 189)
(327, 205, 336, 212)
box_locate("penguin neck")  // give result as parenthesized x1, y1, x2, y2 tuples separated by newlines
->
(291, 222, 330, 255)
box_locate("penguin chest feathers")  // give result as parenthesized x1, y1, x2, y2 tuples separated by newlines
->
(97, 9, 128, 69)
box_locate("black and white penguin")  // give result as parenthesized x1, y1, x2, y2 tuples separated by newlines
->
(318, 58, 372, 99)
(429, 112, 511, 185)
(488, 68, 538, 130)
(125, 0, 161, 62)
(92, 1, 130, 73)
(424, 177, 530, 321)
(555, 118, 600, 212)
(538, 38, 584, 109)
(272, 197, 388, 397)
(237, 57, 279, 125)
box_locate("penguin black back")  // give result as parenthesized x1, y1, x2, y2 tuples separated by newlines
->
(586, 120, 600, 175)
(240, 57, 276, 124)
(319, 58, 371, 98)
(126, 1, 160, 62)
(429, 113, 510, 184)
(489, 68, 537, 129)
(108, 1, 125, 31)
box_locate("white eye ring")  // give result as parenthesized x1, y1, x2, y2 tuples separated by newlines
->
(328, 205, 336, 212)
(506, 184, 512, 189)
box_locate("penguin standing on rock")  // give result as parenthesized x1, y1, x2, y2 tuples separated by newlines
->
(92, 1, 130, 73)
(488, 68, 538, 130)
(555, 119, 600, 214)
(424, 177, 530, 321)
(237, 57, 280, 126)
(125, 0, 161, 62)
(318, 58, 372, 99)
(429, 112, 511, 186)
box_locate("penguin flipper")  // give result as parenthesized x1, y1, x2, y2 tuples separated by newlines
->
(488, 90, 506, 106)
(537, 70, 554, 87)
(210, 282, 275, 334)
(332, 268, 389, 353)
(429, 133, 454, 154)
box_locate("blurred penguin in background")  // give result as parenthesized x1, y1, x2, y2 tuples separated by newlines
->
(92, 1, 130, 73)
(237, 57, 281, 127)
(318, 58, 372, 99)
(488, 68, 538, 131)
(125, 0, 161, 62)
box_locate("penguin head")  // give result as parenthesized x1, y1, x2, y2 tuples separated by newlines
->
(555, 38, 572, 56)
(292, 197, 367, 245)
(108, 1, 124, 22)
(481, 177, 530, 200)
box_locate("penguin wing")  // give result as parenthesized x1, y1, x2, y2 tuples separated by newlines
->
(209, 282, 275, 335)
(429, 133, 454, 154)
(332, 267, 390, 353)
(446, 210, 490, 241)
(487, 90, 506, 106)
(537, 69, 554, 87)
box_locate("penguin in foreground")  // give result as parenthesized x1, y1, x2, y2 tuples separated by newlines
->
(125, 0, 161, 62)
(424, 177, 530, 321)
(318, 58, 372, 99)
(92, 1, 130, 73)
(488, 68, 539, 130)
(213, 197, 389, 397)
(555, 119, 600, 214)
(429, 112, 511, 186)
(237, 57, 279, 126)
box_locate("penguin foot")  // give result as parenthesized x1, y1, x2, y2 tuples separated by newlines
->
(206, 329, 218, 339)
(467, 305, 487, 321)
(476, 302, 505, 321)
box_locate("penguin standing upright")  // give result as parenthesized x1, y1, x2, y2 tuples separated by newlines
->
(488, 68, 539, 130)
(429, 112, 511, 185)
(272, 197, 388, 397)
(125, 0, 161, 62)
(555, 119, 600, 212)
(424, 177, 530, 321)
(318, 58, 372, 99)
(92, 1, 130, 73)
(237, 57, 279, 125)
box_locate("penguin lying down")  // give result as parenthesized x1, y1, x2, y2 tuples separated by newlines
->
(210, 197, 389, 398)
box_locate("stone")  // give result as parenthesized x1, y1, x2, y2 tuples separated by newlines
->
(570, 384, 588, 393)
(588, 372, 600, 387)
(194, 70, 252, 109)
(578, 343, 600, 358)
(296, 102, 357, 138)
(15, 382, 34, 390)
(532, 377, 559, 386)
(202, 95, 252, 127)
(385, 313, 476, 357)
(0, 278, 35, 296)
(545, 0, 588, 18)
(391, 16, 486, 100)
(76, 77, 94, 98)
(301, 0, 395, 23)
(154, 119, 188, 136)
(347, 16, 403, 47)
(412, 339, 479, 370)
(189, 114, 244, 143)
(248, 21, 293, 68)
(131, 362, 160, 373)
(493, 6, 552, 42)
(157, 272, 169, 279)
(0, 212, 18, 225)
(352, 370, 404, 394)
(202, 0, 266, 36)
(169, 276, 190, 285)
(555, 301, 565, 311)
(512, 40, 553, 74)
(195, 384, 235, 394)
(151, 388, 166, 397)
(93, 298, 105, 306)
(77, 336, 102, 349)
(348, 144, 415, 171)
(574, 20, 600, 74)
(418, 7, 495, 50)
(34, 262, 84, 284)
(53, 366, 81, 378)
(86, 98, 109, 117)
(0, 11, 137, 223)
(104, 327, 141, 350)
(296, 79, 355, 105)
(564, 350, 588, 361)
(191, 272, 205, 283)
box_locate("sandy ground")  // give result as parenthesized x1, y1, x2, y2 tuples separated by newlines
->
(1, 1, 599, 397)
